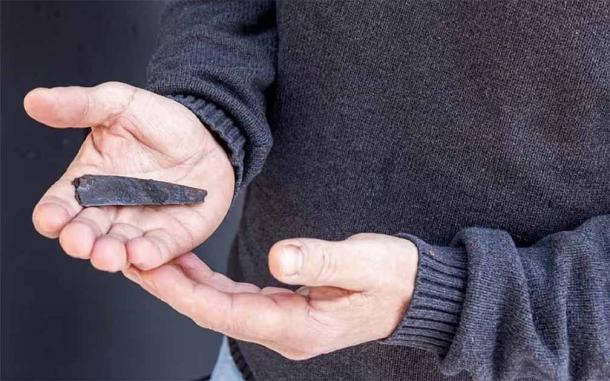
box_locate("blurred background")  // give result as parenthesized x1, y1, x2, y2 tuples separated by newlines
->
(1, 1, 244, 379)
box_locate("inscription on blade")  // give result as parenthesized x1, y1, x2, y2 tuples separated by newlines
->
(73, 175, 207, 207)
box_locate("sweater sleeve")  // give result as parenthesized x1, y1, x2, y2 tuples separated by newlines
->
(146, 0, 276, 195)
(383, 215, 610, 381)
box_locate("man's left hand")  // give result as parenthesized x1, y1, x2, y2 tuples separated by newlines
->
(123, 233, 418, 360)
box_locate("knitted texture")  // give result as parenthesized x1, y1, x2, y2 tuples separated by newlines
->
(147, 0, 276, 194)
(148, 1, 610, 380)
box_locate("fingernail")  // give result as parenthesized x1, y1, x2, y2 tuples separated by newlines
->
(281, 244, 303, 276)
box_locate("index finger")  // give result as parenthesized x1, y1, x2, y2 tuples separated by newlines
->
(135, 262, 306, 344)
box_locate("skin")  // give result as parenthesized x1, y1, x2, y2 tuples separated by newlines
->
(24, 82, 419, 360)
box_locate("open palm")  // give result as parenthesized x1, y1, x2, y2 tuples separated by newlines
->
(24, 82, 234, 272)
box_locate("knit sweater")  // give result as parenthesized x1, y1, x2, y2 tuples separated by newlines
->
(147, 1, 610, 380)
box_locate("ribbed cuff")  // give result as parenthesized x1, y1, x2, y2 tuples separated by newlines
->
(381, 234, 467, 356)
(167, 94, 246, 198)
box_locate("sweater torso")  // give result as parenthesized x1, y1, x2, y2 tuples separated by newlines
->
(225, 2, 610, 380)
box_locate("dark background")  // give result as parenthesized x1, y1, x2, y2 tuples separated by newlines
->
(1, 2, 243, 379)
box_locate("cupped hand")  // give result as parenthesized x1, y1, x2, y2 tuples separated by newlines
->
(24, 82, 234, 272)
(124, 233, 418, 360)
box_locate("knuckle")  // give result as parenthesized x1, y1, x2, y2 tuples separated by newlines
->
(185, 284, 215, 331)
(98, 81, 129, 92)
(349, 232, 378, 241)
(97, 82, 138, 118)
(308, 243, 336, 283)
(210, 296, 237, 334)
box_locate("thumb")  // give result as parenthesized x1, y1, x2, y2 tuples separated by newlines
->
(23, 82, 136, 128)
(268, 237, 388, 291)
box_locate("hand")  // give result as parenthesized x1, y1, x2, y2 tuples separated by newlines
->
(24, 82, 234, 272)
(124, 233, 418, 360)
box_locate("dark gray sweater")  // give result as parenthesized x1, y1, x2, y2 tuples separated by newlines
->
(147, 1, 610, 380)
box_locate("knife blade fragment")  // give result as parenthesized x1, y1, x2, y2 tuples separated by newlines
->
(72, 175, 207, 207)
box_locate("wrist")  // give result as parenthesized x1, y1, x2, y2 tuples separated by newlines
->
(165, 94, 245, 198)
(381, 234, 466, 355)
(378, 236, 419, 339)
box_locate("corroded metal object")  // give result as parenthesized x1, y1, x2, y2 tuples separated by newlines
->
(72, 175, 207, 207)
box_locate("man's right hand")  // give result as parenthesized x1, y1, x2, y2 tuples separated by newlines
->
(24, 82, 235, 272)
